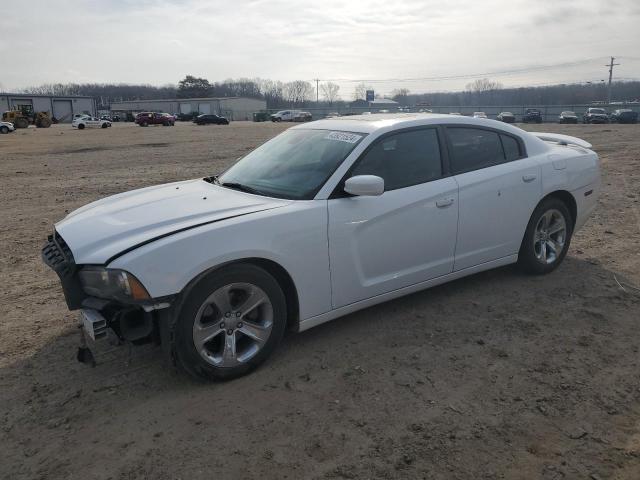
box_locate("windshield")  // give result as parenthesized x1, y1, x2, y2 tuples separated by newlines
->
(562, 111, 576, 115)
(218, 129, 365, 200)
(590, 108, 605, 114)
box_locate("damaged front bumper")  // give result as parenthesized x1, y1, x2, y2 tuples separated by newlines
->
(42, 230, 176, 365)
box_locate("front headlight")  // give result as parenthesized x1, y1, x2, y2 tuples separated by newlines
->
(78, 267, 151, 302)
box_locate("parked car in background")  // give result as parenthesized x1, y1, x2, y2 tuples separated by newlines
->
(270, 110, 311, 122)
(100, 115, 112, 122)
(610, 109, 638, 124)
(72, 117, 111, 129)
(135, 112, 175, 127)
(449, 112, 462, 116)
(326, 112, 340, 118)
(194, 114, 229, 125)
(294, 111, 313, 122)
(583, 108, 609, 124)
(497, 112, 516, 123)
(557, 111, 577, 124)
(473, 112, 488, 119)
(0, 121, 16, 134)
(522, 108, 543, 123)
(42, 113, 601, 381)
(111, 115, 120, 122)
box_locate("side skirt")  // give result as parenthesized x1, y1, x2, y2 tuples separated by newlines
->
(298, 254, 518, 332)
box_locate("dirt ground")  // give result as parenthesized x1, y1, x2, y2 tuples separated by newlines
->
(1, 121, 639, 480)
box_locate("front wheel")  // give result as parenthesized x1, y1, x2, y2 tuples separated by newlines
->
(77, 123, 85, 130)
(518, 198, 573, 275)
(0, 126, 9, 134)
(174, 264, 287, 381)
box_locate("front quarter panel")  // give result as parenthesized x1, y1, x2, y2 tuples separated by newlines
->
(108, 201, 332, 321)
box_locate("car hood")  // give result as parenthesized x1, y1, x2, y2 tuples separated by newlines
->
(55, 179, 291, 264)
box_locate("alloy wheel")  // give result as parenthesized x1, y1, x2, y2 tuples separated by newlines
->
(533, 209, 567, 264)
(192, 283, 274, 367)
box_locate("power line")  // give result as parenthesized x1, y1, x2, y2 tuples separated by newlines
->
(316, 57, 609, 84)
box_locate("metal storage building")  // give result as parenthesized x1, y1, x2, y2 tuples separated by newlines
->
(109, 97, 266, 121)
(0, 93, 97, 123)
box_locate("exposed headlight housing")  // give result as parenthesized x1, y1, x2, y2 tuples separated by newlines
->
(78, 267, 150, 302)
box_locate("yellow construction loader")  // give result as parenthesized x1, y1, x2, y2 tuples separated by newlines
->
(2, 108, 52, 128)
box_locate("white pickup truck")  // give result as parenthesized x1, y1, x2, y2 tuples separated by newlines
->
(270, 110, 312, 122)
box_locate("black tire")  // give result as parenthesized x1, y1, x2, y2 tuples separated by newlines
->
(140, 121, 148, 127)
(174, 264, 287, 381)
(0, 126, 9, 134)
(78, 123, 85, 130)
(101, 123, 108, 128)
(518, 197, 573, 275)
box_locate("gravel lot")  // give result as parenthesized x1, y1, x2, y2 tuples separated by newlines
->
(1, 121, 639, 479)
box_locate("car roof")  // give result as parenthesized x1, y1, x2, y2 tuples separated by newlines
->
(292, 112, 511, 134)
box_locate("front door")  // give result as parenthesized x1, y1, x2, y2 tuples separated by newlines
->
(328, 127, 459, 308)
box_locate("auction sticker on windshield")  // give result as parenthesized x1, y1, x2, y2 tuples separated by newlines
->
(325, 131, 363, 143)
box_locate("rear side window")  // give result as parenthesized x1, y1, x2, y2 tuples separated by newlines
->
(500, 134, 521, 161)
(351, 128, 442, 191)
(448, 128, 504, 174)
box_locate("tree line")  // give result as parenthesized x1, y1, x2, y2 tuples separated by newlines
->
(16, 75, 640, 109)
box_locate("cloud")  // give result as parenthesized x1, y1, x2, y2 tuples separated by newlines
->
(1, 0, 639, 94)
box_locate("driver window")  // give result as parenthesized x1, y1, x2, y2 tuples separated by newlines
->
(351, 129, 442, 191)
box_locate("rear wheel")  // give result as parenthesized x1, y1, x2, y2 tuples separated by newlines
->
(518, 198, 573, 275)
(101, 123, 108, 128)
(140, 121, 148, 127)
(78, 123, 85, 130)
(174, 264, 287, 381)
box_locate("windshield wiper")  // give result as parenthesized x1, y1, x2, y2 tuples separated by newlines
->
(219, 182, 264, 196)
(203, 175, 221, 185)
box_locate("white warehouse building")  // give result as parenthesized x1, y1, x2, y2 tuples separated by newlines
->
(0, 93, 97, 123)
(109, 96, 266, 121)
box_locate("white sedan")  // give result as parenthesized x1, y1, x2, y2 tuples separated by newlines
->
(42, 114, 600, 380)
(72, 116, 111, 129)
(0, 121, 15, 134)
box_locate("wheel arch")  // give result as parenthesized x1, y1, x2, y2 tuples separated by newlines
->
(174, 257, 300, 333)
(541, 190, 577, 227)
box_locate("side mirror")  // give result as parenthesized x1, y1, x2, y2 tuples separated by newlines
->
(344, 175, 384, 197)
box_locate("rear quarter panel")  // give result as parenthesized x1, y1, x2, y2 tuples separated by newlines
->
(540, 145, 600, 231)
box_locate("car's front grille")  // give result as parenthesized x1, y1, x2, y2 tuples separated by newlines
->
(42, 231, 75, 275)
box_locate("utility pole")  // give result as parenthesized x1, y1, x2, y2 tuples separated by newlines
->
(605, 56, 620, 105)
(314, 78, 320, 104)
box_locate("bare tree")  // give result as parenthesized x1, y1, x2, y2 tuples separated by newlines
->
(352, 82, 372, 101)
(391, 88, 410, 105)
(284, 80, 313, 105)
(465, 78, 503, 93)
(320, 82, 340, 105)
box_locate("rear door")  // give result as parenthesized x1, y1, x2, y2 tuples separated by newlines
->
(446, 126, 541, 270)
(328, 127, 459, 308)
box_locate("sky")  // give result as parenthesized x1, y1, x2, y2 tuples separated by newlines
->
(1, 0, 639, 97)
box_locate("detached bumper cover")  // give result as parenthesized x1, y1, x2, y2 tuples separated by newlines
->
(42, 231, 86, 309)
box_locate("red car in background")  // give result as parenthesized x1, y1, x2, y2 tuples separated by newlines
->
(135, 112, 175, 127)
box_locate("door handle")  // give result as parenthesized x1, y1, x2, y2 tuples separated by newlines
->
(436, 198, 454, 208)
(522, 174, 537, 183)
